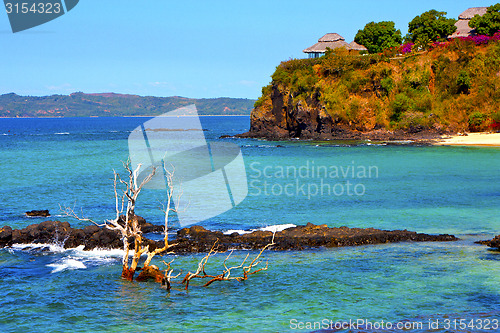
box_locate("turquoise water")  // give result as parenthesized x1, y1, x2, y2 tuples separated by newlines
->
(0, 117, 499, 332)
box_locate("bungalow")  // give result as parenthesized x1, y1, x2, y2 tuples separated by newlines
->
(303, 33, 367, 58)
(449, 7, 487, 38)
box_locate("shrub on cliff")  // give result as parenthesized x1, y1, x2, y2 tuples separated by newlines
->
(407, 10, 457, 48)
(470, 3, 500, 36)
(354, 21, 402, 54)
(271, 58, 320, 102)
(468, 112, 489, 132)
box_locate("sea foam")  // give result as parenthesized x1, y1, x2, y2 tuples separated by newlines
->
(47, 258, 87, 273)
(223, 224, 296, 235)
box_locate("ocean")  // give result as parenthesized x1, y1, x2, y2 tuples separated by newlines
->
(0, 116, 499, 332)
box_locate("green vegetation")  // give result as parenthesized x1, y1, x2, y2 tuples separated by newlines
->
(354, 21, 402, 54)
(0, 93, 255, 117)
(406, 10, 457, 47)
(470, 3, 500, 36)
(256, 38, 500, 132)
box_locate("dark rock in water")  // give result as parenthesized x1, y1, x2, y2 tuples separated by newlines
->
(0, 220, 458, 253)
(171, 223, 458, 253)
(478, 235, 500, 249)
(491, 236, 500, 249)
(25, 210, 50, 217)
(0, 226, 12, 243)
(116, 215, 163, 234)
(0, 220, 121, 250)
(0, 214, 159, 250)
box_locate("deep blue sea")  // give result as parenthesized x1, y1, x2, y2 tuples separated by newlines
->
(0, 116, 499, 332)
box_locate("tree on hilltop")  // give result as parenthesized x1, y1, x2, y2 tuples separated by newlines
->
(354, 21, 402, 54)
(407, 10, 457, 47)
(470, 3, 500, 36)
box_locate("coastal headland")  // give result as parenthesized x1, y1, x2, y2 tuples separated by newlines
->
(239, 38, 500, 143)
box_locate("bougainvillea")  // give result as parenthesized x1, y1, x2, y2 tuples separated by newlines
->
(399, 43, 414, 54)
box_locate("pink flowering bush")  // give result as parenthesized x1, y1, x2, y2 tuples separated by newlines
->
(399, 43, 414, 54)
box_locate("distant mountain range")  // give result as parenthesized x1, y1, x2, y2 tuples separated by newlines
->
(0, 92, 255, 117)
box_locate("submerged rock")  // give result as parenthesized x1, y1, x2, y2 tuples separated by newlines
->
(0, 220, 459, 253)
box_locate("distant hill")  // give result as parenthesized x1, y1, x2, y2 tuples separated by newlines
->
(0, 92, 255, 117)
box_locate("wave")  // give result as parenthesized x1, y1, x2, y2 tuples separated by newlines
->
(54, 132, 70, 135)
(242, 144, 283, 148)
(9, 243, 134, 273)
(365, 142, 387, 146)
(10, 242, 66, 253)
(11, 243, 128, 256)
(47, 258, 86, 273)
(223, 223, 296, 235)
(45, 246, 129, 273)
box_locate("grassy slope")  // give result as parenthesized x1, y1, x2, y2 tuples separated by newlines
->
(255, 39, 500, 133)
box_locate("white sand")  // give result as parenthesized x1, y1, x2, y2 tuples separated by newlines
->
(435, 132, 500, 146)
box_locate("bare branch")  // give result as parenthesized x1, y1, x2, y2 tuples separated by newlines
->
(59, 204, 103, 227)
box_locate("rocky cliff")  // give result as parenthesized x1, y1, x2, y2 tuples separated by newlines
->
(241, 83, 443, 141)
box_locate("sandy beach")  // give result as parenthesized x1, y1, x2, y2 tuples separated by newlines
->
(435, 132, 500, 146)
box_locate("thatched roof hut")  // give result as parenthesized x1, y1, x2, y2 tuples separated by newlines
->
(449, 7, 487, 38)
(318, 33, 344, 42)
(459, 7, 488, 20)
(303, 33, 367, 58)
(348, 41, 368, 51)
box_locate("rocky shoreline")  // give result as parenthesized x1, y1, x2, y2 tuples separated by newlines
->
(235, 84, 452, 143)
(237, 126, 446, 144)
(0, 220, 467, 253)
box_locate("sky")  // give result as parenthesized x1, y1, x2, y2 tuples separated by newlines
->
(0, 0, 495, 99)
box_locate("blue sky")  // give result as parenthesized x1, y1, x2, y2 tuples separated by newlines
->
(0, 0, 495, 99)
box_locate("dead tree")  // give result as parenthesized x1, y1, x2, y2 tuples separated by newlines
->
(135, 164, 181, 282)
(181, 234, 276, 290)
(62, 159, 274, 290)
(62, 159, 158, 280)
